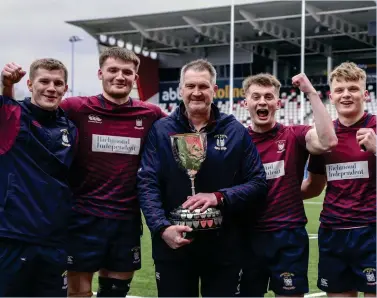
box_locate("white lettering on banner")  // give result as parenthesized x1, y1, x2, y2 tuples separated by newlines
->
(263, 160, 285, 180)
(161, 87, 182, 102)
(92, 134, 141, 155)
(326, 161, 369, 181)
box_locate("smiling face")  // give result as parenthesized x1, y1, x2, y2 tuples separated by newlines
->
(27, 68, 68, 111)
(179, 69, 218, 117)
(98, 57, 139, 100)
(330, 79, 368, 119)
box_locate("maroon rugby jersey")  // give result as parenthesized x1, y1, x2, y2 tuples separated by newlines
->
(60, 95, 164, 219)
(249, 123, 311, 231)
(308, 113, 376, 228)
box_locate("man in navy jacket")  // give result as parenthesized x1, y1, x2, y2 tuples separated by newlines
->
(0, 60, 78, 297)
(137, 59, 267, 297)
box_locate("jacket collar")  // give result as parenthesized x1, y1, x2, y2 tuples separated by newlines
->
(173, 102, 220, 133)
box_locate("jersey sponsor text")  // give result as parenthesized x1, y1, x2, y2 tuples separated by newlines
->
(326, 161, 369, 181)
(92, 134, 141, 155)
(264, 160, 285, 180)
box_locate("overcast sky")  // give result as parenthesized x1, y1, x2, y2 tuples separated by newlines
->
(0, 0, 279, 97)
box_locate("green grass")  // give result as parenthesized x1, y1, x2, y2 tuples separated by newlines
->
(92, 193, 325, 297)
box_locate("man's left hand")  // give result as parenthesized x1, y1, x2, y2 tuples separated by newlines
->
(182, 193, 218, 212)
(356, 128, 376, 154)
(292, 73, 316, 95)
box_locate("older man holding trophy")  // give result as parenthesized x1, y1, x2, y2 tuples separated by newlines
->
(137, 59, 267, 297)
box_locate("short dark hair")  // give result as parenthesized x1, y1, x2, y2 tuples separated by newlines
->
(243, 73, 281, 95)
(99, 47, 140, 72)
(29, 58, 68, 83)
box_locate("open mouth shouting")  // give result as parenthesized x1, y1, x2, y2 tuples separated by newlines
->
(256, 108, 269, 120)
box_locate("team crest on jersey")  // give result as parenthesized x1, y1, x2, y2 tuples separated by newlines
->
(214, 134, 227, 150)
(276, 140, 286, 153)
(280, 272, 295, 290)
(131, 246, 141, 263)
(363, 268, 376, 285)
(60, 129, 71, 147)
(88, 114, 102, 123)
(135, 117, 144, 130)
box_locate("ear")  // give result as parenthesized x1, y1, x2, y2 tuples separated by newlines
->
(179, 85, 183, 97)
(135, 73, 139, 83)
(243, 98, 248, 108)
(27, 79, 33, 92)
(363, 89, 369, 102)
(98, 68, 103, 80)
(64, 84, 68, 93)
(213, 84, 218, 93)
(329, 92, 334, 104)
(276, 98, 282, 110)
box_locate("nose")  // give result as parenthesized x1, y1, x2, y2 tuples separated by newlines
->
(115, 71, 125, 80)
(258, 96, 267, 105)
(342, 89, 351, 98)
(46, 82, 56, 92)
(192, 87, 202, 96)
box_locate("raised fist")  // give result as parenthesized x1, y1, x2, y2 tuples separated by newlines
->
(292, 73, 316, 95)
(1, 62, 26, 87)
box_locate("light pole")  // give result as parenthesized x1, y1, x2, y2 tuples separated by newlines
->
(69, 36, 82, 96)
(229, 0, 235, 115)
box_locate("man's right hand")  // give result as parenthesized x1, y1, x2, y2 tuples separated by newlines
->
(1, 63, 26, 87)
(161, 225, 193, 249)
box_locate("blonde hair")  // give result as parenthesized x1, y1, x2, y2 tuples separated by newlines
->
(30, 58, 68, 83)
(243, 73, 281, 95)
(329, 62, 366, 86)
(99, 47, 140, 72)
(180, 59, 217, 86)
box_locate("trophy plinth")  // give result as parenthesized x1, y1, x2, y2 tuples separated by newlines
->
(169, 206, 223, 231)
(169, 133, 223, 232)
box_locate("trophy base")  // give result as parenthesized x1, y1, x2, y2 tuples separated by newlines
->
(169, 206, 223, 231)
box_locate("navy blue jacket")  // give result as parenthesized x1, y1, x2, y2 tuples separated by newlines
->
(137, 103, 267, 262)
(0, 96, 78, 246)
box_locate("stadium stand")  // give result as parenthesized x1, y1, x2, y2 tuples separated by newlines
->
(157, 79, 376, 126)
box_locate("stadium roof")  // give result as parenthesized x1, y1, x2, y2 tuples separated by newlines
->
(68, 1, 376, 61)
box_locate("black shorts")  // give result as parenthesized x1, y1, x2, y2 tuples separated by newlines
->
(0, 238, 67, 297)
(318, 226, 376, 294)
(241, 227, 309, 296)
(67, 211, 142, 272)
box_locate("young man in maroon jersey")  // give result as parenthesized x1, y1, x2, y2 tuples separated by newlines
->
(240, 73, 338, 297)
(2, 48, 164, 297)
(60, 47, 166, 297)
(302, 62, 376, 297)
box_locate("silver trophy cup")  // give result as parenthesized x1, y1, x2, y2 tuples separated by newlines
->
(169, 133, 223, 231)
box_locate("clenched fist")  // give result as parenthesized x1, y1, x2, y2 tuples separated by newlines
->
(1, 62, 26, 87)
(292, 73, 316, 95)
(356, 128, 376, 154)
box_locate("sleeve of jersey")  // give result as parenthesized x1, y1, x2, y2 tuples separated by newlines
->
(137, 124, 171, 236)
(60, 97, 82, 121)
(293, 125, 312, 148)
(0, 96, 21, 155)
(307, 154, 326, 175)
(218, 129, 268, 213)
